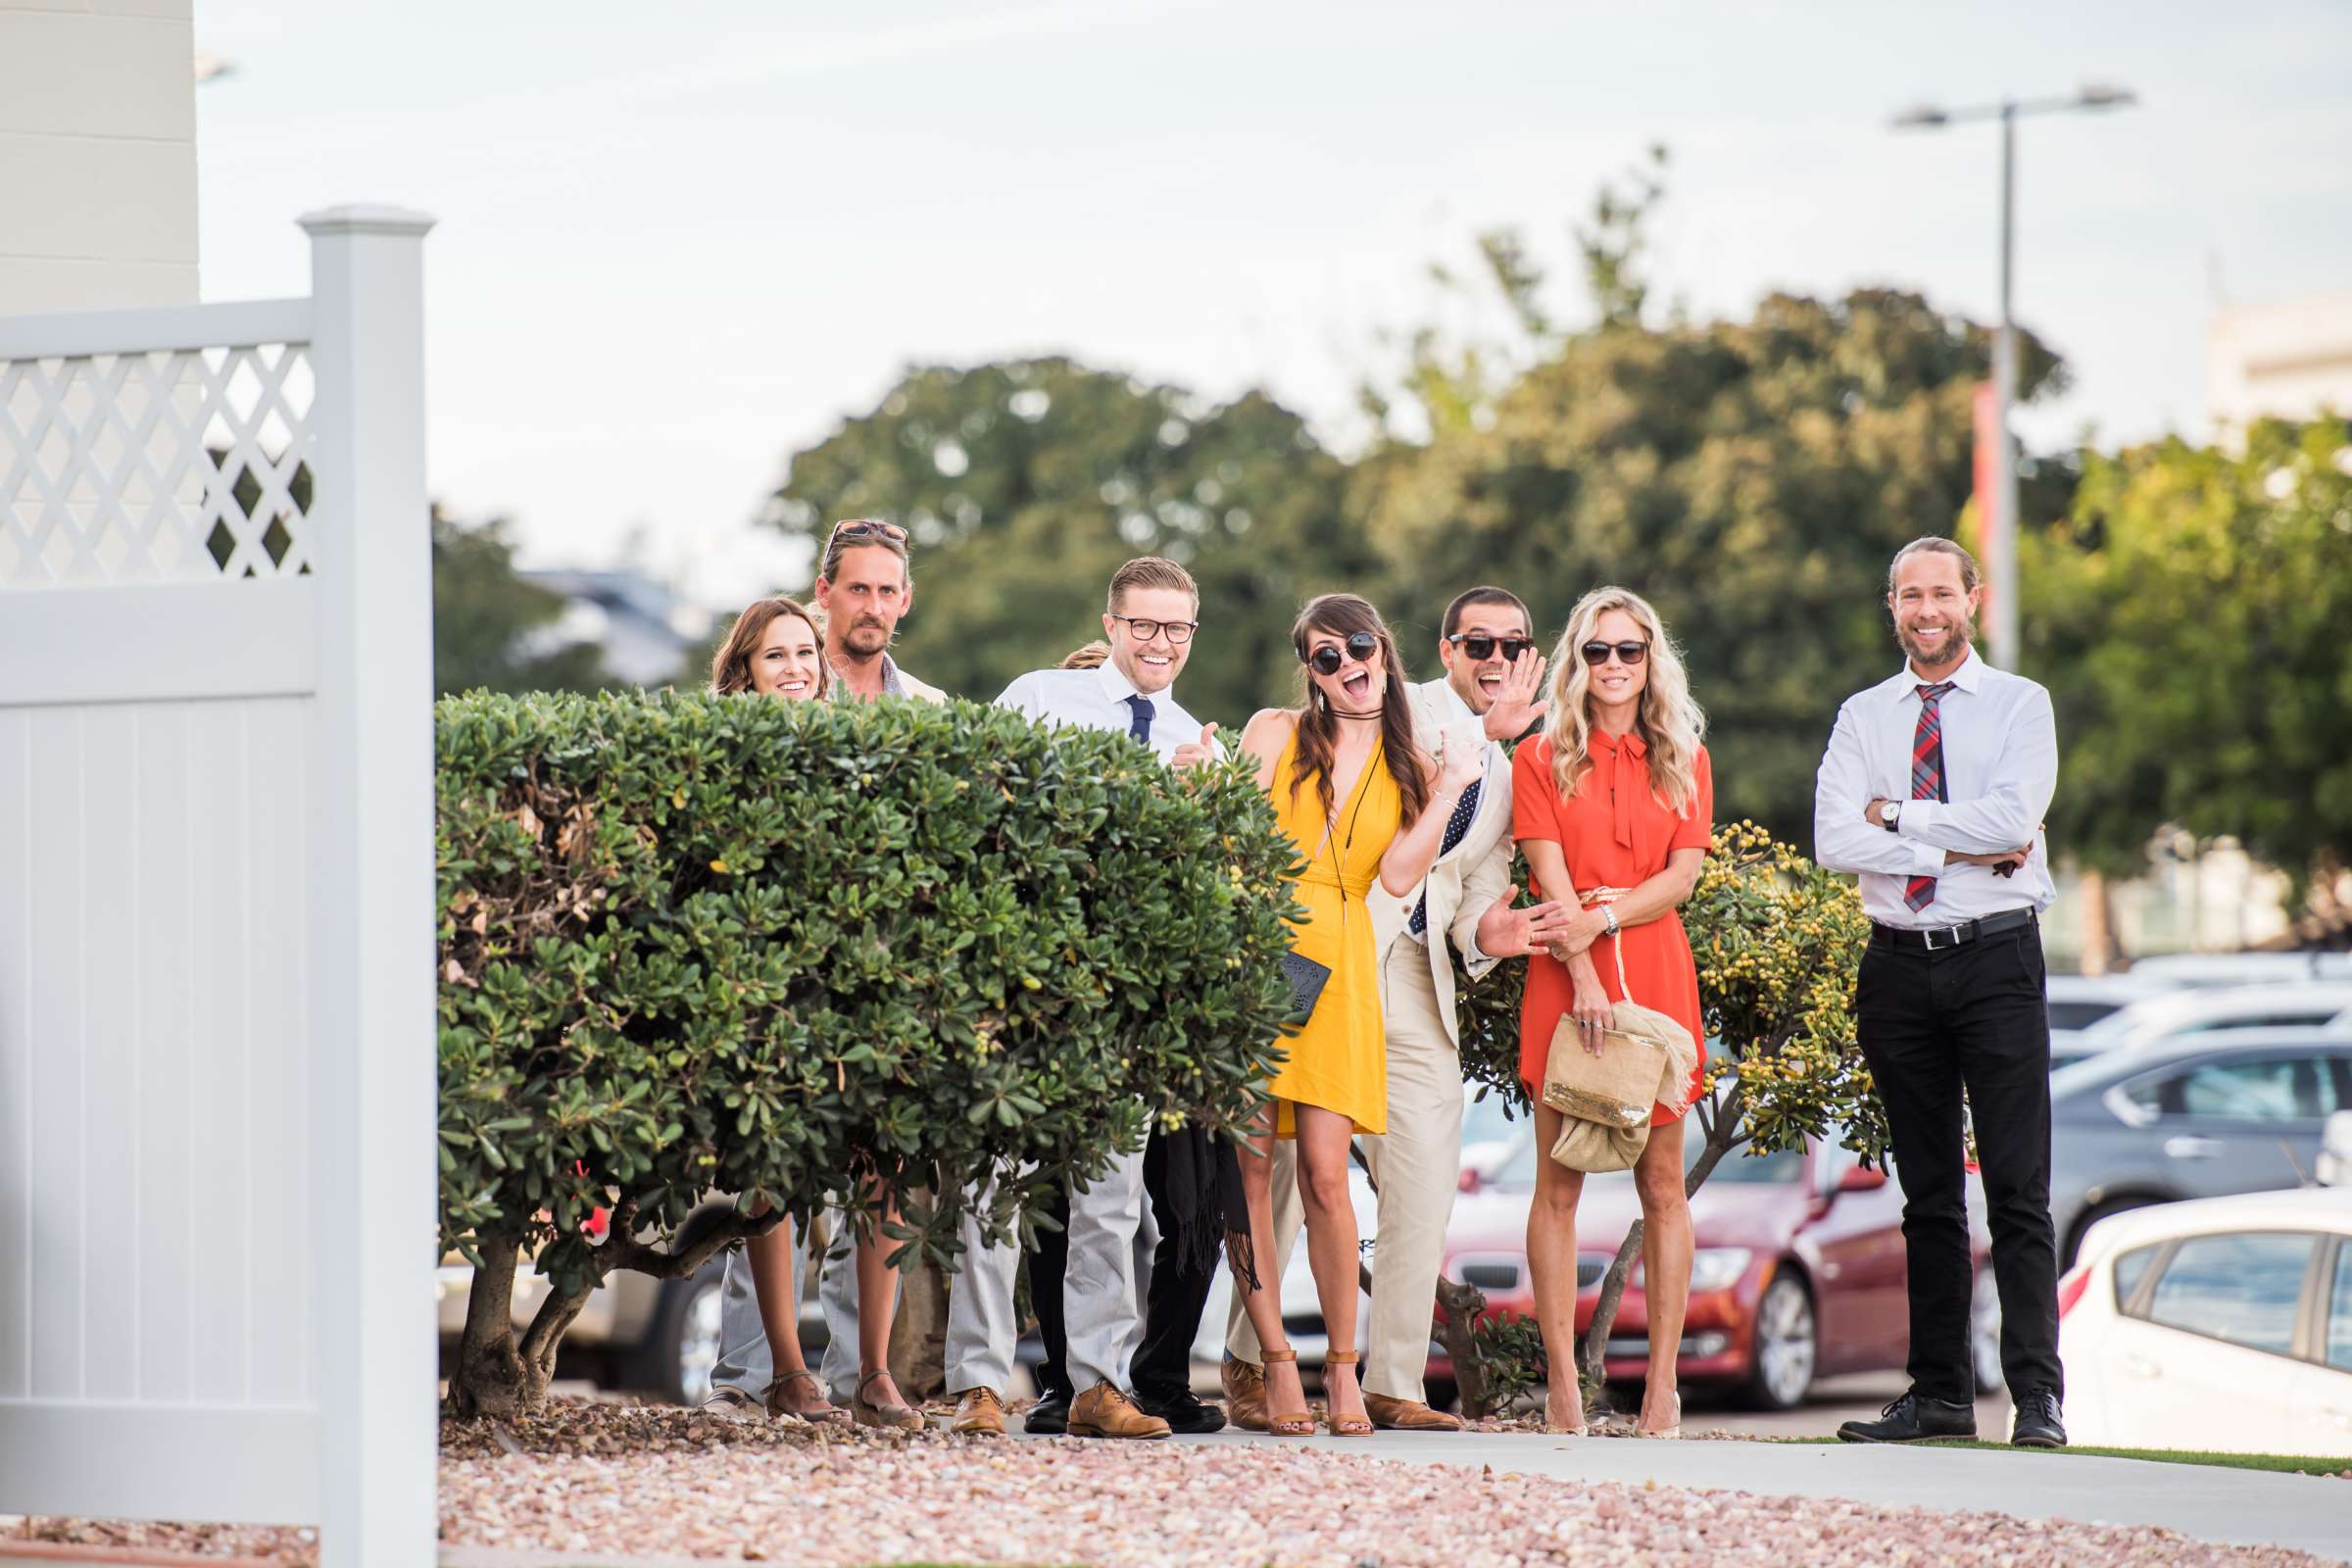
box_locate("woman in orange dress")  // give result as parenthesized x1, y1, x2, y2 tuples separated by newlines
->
(1513, 586, 1713, 1439)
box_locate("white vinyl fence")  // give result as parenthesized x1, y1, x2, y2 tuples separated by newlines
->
(0, 208, 438, 1565)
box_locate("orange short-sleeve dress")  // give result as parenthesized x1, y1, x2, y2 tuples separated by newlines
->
(1513, 731, 1713, 1124)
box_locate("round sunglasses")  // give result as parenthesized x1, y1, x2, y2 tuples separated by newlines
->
(1581, 639, 1649, 666)
(1446, 632, 1536, 662)
(1304, 630, 1379, 676)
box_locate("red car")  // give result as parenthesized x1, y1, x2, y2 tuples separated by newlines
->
(1427, 1127, 1996, 1410)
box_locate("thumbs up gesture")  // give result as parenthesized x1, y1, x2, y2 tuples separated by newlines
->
(1170, 722, 1221, 771)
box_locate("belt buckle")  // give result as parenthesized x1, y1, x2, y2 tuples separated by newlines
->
(1920, 924, 1954, 953)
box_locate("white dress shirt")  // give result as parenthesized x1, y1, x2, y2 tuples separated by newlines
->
(1813, 646, 2058, 927)
(994, 658, 1203, 764)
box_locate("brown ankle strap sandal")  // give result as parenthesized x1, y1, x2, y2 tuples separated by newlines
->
(1321, 1350, 1372, 1436)
(1259, 1348, 1314, 1437)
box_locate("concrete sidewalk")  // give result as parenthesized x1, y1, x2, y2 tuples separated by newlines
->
(1118, 1427, 2352, 1565)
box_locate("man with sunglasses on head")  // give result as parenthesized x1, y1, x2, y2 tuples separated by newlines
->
(1223, 586, 1578, 1432)
(812, 517, 948, 704)
(944, 556, 1226, 1442)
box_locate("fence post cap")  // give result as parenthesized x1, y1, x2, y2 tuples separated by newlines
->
(297, 204, 438, 238)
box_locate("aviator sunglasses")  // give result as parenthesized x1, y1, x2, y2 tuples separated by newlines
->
(825, 517, 908, 548)
(1581, 639, 1649, 666)
(1304, 630, 1380, 676)
(1446, 632, 1536, 662)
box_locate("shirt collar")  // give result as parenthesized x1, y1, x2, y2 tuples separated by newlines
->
(1898, 644, 1983, 698)
(1434, 677, 1476, 724)
(1095, 657, 1149, 710)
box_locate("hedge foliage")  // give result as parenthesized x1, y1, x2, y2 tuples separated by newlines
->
(435, 690, 1300, 1299)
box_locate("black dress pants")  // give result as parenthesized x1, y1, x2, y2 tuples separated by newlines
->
(1028, 1128, 1218, 1404)
(1856, 919, 2064, 1405)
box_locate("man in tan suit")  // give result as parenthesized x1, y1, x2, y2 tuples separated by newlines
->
(1225, 587, 1573, 1429)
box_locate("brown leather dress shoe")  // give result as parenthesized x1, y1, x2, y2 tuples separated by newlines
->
(1365, 1392, 1465, 1432)
(1221, 1354, 1269, 1434)
(951, 1386, 1005, 1437)
(1068, 1382, 1171, 1440)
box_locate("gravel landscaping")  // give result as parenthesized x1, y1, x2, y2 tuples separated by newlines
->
(5, 1398, 2339, 1566)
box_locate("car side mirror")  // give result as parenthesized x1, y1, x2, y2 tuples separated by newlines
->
(1836, 1163, 1889, 1194)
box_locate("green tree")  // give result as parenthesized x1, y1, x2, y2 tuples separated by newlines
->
(2023, 417, 2352, 922)
(432, 507, 610, 696)
(760, 359, 1387, 721)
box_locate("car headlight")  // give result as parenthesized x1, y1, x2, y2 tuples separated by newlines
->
(1689, 1248, 1754, 1294)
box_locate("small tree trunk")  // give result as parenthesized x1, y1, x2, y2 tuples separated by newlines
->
(449, 1233, 532, 1420)
(2078, 868, 2121, 976)
(1432, 1273, 1494, 1417)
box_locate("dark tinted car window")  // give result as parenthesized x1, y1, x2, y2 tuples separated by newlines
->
(2330, 1247, 2352, 1375)
(2171, 1057, 2337, 1120)
(2050, 1001, 2126, 1031)
(2144, 1233, 2315, 1356)
(2112, 1243, 2159, 1308)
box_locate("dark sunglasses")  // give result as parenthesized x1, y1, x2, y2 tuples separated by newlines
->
(825, 517, 908, 548)
(1581, 640, 1649, 667)
(1305, 630, 1380, 676)
(1447, 632, 1535, 662)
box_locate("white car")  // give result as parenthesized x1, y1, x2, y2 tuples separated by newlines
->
(2058, 1187, 2352, 1456)
(2073, 982, 2352, 1061)
(2127, 953, 2352, 990)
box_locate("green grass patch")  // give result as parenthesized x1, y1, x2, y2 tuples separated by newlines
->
(1771, 1437, 2351, 1476)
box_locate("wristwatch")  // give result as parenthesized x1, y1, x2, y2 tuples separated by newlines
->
(1600, 904, 1620, 938)
(1882, 802, 1902, 834)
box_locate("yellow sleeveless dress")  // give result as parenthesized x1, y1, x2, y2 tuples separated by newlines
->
(1266, 727, 1403, 1138)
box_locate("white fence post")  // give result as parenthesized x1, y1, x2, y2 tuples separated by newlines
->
(299, 204, 439, 1567)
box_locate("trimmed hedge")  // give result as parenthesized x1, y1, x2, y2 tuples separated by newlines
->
(435, 689, 1298, 1410)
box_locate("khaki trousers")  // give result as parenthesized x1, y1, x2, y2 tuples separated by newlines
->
(1227, 933, 1463, 1401)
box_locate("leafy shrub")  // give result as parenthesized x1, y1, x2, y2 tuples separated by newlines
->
(436, 689, 1298, 1413)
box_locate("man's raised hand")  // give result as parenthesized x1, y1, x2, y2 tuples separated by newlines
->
(1474, 882, 1576, 959)
(1483, 649, 1550, 742)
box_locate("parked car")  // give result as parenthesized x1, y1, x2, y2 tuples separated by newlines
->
(1426, 1128, 1996, 1410)
(2057, 1186, 2352, 1456)
(2126, 952, 2352, 990)
(2049, 1028, 2352, 1267)
(2069, 981, 2352, 1063)
(2047, 974, 2172, 1033)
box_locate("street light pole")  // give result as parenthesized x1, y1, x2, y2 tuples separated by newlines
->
(1890, 84, 2136, 671)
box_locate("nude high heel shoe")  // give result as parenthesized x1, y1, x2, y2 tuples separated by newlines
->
(1321, 1350, 1372, 1436)
(1259, 1348, 1315, 1437)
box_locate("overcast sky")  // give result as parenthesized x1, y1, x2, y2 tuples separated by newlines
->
(193, 0, 2352, 604)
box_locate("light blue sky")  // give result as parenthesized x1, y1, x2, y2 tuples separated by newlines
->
(193, 1, 2352, 602)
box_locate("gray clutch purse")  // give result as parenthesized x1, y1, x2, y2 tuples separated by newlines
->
(1278, 949, 1331, 1023)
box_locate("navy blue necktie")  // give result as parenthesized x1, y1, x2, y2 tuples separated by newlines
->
(1408, 777, 1482, 937)
(1124, 693, 1153, 745)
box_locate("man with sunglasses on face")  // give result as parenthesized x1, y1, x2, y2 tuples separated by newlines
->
(812, 517, 948, 703)
(944, 557, 1225, 1442)
(1223, 586, 1578, 1432)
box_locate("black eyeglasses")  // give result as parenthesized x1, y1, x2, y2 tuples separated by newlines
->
(825, 517, 907, 548)
(1447, 633, 1535, 662)
(1581, 640, 1649, 667)
(1305, 631, 1379, 676)
(1109, 613, 1197, 645)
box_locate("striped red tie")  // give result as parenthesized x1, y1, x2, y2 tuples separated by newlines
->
(1902, 682, 1957, 913)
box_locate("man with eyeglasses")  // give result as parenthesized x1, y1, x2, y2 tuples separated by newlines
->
(1223, 586, 1578, 1432)
(812, 517, 948, 703)
(943, 556, 1222, 1441)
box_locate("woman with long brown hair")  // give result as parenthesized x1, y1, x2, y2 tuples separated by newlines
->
(705, 598, 922, 1430)
(1230, 593, 1482, 1435)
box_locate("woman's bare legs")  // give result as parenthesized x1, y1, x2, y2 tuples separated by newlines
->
(853, 1174, 908, 1410)
(746, 1208, 836, 1418)
(1526, 1102, 1589, 1432)
(1292, 1102, 1367, 1428)
(1632, 1115, 1692, 1434)
(1236, 1103, 1305, 1418)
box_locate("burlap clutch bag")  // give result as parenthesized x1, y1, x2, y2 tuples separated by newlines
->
(1542, 904, 1701, 1174)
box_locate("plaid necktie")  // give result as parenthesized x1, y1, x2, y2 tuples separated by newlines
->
(1407, 778, 1482, 937)
(1902, 682, 1957, 913)
(1124, 694, 1152, 746)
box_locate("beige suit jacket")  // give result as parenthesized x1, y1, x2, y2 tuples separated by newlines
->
(1365, 677, 1515, 1046)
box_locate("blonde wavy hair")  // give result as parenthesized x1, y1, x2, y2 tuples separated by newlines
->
(1541, 586, 1706, 815)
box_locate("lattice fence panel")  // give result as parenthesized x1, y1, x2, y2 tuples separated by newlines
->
(0, 342, 316, 587)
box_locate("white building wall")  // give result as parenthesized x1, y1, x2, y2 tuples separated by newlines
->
(2206, 290, 2352, 440)
(0, 0, 199, 313)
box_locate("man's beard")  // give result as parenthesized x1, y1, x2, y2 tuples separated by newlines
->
(1897, 612, 1975, 667)
(839, 619, 891, 658)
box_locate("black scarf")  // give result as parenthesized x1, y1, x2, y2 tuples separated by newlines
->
(1145, 1121, 1260, 1291)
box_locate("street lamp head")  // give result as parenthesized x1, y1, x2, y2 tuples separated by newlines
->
(1889, 104, 1950, 130)
(2076, 82, 2137, 109)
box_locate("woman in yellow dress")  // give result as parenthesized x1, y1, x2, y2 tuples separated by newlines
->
(1234, 593, 1482, 1434)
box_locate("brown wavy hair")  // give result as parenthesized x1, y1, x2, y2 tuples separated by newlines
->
(709, 597, 830, 698)
(1288, 593, 1432, 830)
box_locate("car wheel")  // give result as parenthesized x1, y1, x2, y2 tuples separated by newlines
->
(1739, 1270, 1817, 1411)
(1970, 1264, 2003, 1396)
(636, 1255, 728, 1406)
(2063, 1196, 2159, 1271)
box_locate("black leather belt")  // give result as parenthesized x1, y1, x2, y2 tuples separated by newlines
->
(1871, 906, 2037, 953)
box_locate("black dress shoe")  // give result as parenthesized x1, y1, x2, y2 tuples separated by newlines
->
(1135, 1389, 1227, 1435)
(1837, 1391, 1978, 1444)
(1025, 1389, 1073, 1435)
(2010, 1387, 2067, 1448)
